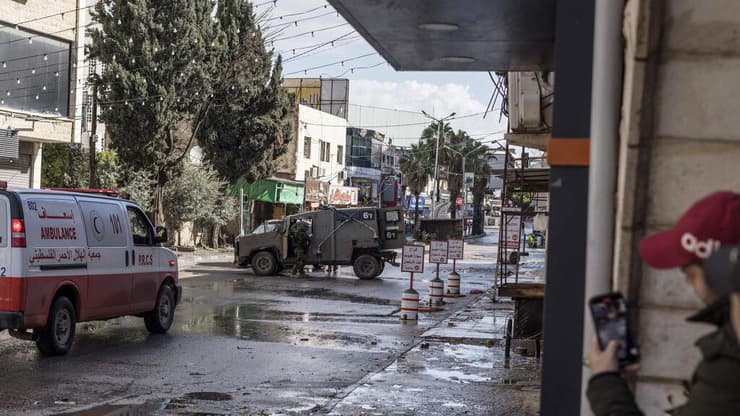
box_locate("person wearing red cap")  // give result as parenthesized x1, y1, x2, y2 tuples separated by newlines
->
(586, 191, 740, 416)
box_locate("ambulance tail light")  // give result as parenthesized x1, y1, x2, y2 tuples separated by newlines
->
(169, 259, 176, 267)
(11, 219, 26, 247)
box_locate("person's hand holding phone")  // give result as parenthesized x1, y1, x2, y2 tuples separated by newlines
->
(588, 336, 619, 375)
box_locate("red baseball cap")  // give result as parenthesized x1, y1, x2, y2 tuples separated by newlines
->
(639, 192, 740, 269)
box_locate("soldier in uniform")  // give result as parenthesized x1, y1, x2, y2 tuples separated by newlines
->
(289, 220, 311, 277)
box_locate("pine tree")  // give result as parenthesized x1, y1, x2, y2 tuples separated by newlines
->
(88, 0, 221, 224)
(198, 0, 292, 183)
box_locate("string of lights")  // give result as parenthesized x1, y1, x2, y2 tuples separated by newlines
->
(329, 61, 386, 78)
(283, 52, 377, 75)
(263, 4, 327, 21)
(282, 31, 355, 62)
(267, 22, 349, 43)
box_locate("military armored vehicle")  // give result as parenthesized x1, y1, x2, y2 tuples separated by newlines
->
(235, 207, 405, 279)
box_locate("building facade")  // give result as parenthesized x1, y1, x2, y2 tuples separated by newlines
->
(0, 0, 93, 188)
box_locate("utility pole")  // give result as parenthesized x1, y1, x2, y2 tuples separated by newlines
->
(444, 143, 484, 239)
(88, 83, 98, 189)
(422, 110, 456, 218)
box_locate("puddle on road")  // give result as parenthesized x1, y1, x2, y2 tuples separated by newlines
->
(389, 342, 541, 390)
(166, 391, 233, 412)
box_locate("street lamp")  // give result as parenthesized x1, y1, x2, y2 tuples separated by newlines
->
(421, 110, 456, 218)
(444, 143, 486, 238)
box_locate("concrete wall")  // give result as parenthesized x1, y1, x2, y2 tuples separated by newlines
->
(614, 0, 740, 413)
(295, 104, 347, 185)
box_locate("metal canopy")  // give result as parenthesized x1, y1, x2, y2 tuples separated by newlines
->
(493, 167, 550, 193)
(327, 0, 555, 71)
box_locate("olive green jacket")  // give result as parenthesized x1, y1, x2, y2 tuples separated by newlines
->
(586, 298, 740, 415)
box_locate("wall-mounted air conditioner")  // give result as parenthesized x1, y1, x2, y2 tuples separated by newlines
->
(508, 72, 554, 133)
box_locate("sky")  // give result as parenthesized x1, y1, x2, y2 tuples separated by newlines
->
(259, 0, 509, 145)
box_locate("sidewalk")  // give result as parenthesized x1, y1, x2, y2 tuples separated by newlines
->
(173, 247, 234, 269)
(327, 294, 542, 416)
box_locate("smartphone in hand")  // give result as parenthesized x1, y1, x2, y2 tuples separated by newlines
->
(589, 292, 640, 368)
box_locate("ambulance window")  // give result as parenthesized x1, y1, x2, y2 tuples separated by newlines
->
(127, 207, 153, 245)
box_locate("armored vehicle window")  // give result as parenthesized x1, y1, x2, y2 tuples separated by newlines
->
(385, 210, 400, 222)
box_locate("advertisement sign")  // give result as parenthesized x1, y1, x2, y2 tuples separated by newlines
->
(503, 212, 522, 249)
(429, 240, 449, 264)
(328, 185, 359, 206)
(463, 172, 475, 188)
(407, 195, 426, 212)
(401, 244, 425, 273)
(448, 239, 464, 260)
(305, 178, 330, 203)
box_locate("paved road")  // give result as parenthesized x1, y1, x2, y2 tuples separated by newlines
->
(0, 261, 482, 415)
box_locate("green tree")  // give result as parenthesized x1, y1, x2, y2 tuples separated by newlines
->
(400, 143, 432, 234)
(41, 143, 88, 188)
(88, 0, 221, 225)
(41, 144, 120, 189)
(118, 169, 155, 213)
(418, 121, 453, 208)
(199, 0, 292, 183)
(162, 161, 225, 245)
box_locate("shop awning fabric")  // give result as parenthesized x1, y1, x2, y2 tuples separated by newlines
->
(231, 177, 304, 205)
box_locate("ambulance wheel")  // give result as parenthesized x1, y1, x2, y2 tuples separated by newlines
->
(145, 284, 175, 334)
(353, 255, 381, 280)
(35, 296, 76, 356)
(252, 251, 277, 276)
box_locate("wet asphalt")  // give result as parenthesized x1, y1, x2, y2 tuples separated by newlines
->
(0, 260, 489, 415)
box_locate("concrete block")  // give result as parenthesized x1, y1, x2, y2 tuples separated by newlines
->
(663, 0, 740, 58)
(636, 307, 709, 380)
(655, 58, 740, 141)
(639, 266, 704, 310)
(645, 138, 740, 226)
(635, 381, 688, 416)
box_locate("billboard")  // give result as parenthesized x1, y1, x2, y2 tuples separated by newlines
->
(328, 185, 359, 206)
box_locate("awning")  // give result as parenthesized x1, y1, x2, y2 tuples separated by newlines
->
(492, 167, 550, 193)
(231, 177, 304, 205)
(327, 0, 555, 71)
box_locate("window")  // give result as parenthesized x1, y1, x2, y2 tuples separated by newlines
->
(319, 141, 330, 162)
(337, 145, 344, 164)
(304, 137, 311, 159)
(127, 206, 153, 246)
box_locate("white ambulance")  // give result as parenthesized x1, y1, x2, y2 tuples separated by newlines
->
(0, 184, 181, 355)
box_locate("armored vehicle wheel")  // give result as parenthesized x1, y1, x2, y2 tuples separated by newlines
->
(353, 254, 381, 280)
(252, 251, 277, 276)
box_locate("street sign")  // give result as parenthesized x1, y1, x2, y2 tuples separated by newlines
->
(429, 240, 449, 264)
(448, 239, 464, 259)
(401, 244, 425, 273)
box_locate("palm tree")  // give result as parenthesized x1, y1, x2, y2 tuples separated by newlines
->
(470, 154, 493, 235)
(400, 143, 433, 233)
(418, 121, 454, 205)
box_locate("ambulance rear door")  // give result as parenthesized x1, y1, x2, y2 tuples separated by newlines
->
(0, 193, 10, 279)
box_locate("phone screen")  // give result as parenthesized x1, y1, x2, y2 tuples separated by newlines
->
(589, 292, 639, 367)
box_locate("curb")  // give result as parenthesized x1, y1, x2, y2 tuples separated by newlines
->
(177, 252, 234, 269)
